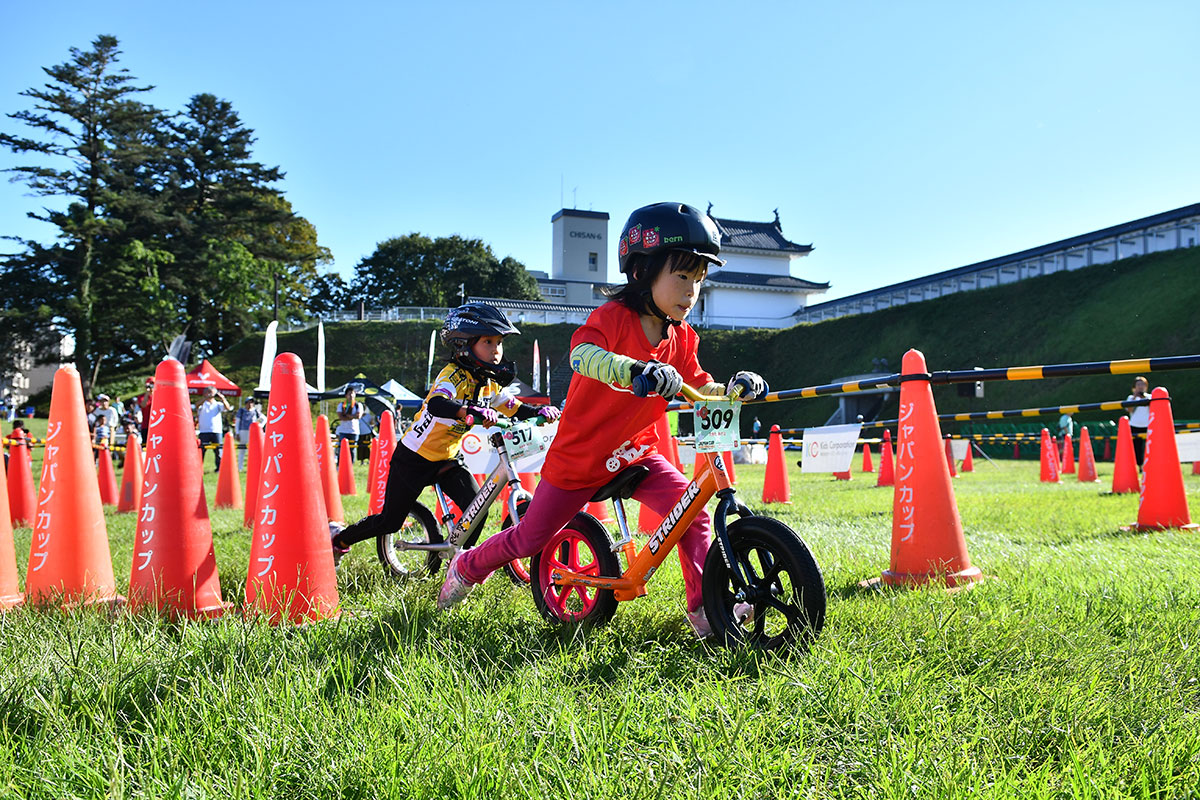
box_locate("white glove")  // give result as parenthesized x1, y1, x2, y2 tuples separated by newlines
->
(726, 371, 768, 400)
(637, 361, 683, 399)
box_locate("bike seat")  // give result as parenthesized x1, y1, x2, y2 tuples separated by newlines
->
(589, 465, 650, 503)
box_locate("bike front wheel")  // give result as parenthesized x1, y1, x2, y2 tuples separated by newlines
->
(376, 502, 443, 580)
(531, 512, 620, 628)
(701, 516, 825, 650)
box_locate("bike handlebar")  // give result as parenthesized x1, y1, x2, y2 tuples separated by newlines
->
(630, 376, 745, 403)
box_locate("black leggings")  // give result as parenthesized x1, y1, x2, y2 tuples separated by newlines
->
(336, 445, 479, 547)
(1131, 425, 1148, 468)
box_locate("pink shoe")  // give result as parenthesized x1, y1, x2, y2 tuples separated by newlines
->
(436, 550, 475, 610)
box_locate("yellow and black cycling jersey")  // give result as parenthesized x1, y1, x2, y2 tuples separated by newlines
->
(400, 363, 522, 461)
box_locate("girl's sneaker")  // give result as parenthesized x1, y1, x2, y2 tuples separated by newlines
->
(686, 603, 754, 639)
(436, 550, 475, 610)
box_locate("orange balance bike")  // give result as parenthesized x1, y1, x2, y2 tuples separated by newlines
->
(531, 384, 825, 649)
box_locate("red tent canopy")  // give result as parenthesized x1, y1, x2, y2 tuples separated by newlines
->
(185, 359, 242, 396)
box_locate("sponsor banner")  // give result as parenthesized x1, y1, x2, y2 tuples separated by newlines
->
(1176, 431, 1200, 462)
(459, 421, 559, 474)
(951, 439, 969, 461)
(800, 424, 862, 473)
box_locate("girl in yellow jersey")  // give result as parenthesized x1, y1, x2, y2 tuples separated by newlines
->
(330, 303, 560, 565)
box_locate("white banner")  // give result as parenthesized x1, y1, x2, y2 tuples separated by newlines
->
(458, 421, 559, 475)
(800, 424, 862, 473)
(951, 439, 969, 461)
(1176, 431, 1200, 462)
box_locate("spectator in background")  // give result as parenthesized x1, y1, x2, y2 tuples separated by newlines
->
(4, 420, 29, 470)
(1126, 376, 1151, 469)
(1058, 411, 1074, 460)
(234, 397, 265, 471)
(117, 415, 140, 467)
(335, 385, 365, 464)
(752, 416, 762, 438)
(137, 378, 155, 440)
(196, 387, 232, 472)
(89, 394, 119, 460)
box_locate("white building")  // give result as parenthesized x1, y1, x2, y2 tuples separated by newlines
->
(503, 206, 827, 329)
(799, 202, 1200, 323)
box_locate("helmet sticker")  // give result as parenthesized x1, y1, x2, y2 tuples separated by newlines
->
(619, 237, 628, 257)
(628, 224, 642, 245)
(643, 227, 660, 249)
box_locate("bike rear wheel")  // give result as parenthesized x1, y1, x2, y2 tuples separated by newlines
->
(375, 502, 443, 580)
(701, 516, 825, 650)
(500, 498, 532, 585)
(531, 512, 619, 628)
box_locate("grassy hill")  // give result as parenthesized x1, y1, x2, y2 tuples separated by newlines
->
(71, 245, 1198, 432)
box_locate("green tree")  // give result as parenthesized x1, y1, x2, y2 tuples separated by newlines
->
(350, 234, 541, 307)
(308, 272, 350, 317)
(0, 34, 165, 391)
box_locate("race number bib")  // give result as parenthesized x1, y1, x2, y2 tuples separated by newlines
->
(693, 400, 740, 453)
(501, 421, 548, 462)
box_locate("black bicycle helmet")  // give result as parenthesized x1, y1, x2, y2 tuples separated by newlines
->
(440, 302, 520, 383)
(617, 202, 725, 276)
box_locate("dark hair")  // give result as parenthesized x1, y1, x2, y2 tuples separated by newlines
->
(604, 250, 709, 315)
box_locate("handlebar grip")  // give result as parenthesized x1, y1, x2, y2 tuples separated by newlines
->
(463, 414, 474, 426)
(631, 373, 651, 398)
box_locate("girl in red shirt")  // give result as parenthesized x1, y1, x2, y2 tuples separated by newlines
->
(439, 203, 768, 638)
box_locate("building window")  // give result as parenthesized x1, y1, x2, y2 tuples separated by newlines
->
(540, 285, 566, 298)
(588, 252, 598, 272)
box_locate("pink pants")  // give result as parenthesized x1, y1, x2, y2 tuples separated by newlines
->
(457, 454, 712, 612)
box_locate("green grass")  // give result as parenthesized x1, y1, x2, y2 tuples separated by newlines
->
(2, 456, 1199, 798)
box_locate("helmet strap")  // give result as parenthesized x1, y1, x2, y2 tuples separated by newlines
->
(640, 290, 683, 339)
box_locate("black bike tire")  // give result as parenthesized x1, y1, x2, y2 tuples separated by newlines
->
(375, 501, 443, 580)
(530, 512, 620, 628)
(701, 516, 825, 650)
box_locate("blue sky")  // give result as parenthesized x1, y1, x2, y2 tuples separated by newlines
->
(2, 1, 1197, 301)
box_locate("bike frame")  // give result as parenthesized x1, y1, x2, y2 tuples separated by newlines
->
(548, 386, 753, 602)
(396, 416, 543, 555)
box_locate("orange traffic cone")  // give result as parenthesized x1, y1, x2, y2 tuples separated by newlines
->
(961, 441, 975, 473)
(97, 447, 119, 505)
(1111, 416, 1140, 494)
(833, 470, 852, 481)
(1193, 458, 1199, 476)
(243, 423, 264, 529)
(128, 357, 230, 619)
(944, 436, 958, 478)
(337, 438, 357, 496)
(1039, 429, 1061, 483)
(117, 437, 145, 513)
(1077, 427, 1101, 483)
(1103, 435, 1113, 461)
(25, 366, 122, 607)
(671, 437, 685, 473)
(879, 350, 981, 588)
(368, 413, 395, 515)
(314, 415, 344, 524)
(0, 471, 23, 610)
(1062, 434, 1076, 474)
(861, 443, 874, 473)
(876, 429, 895, 488)
(762, 424, 791, 503)
(366, 435, 380, 505)
(214, 431, 243, 509)
(7, 430, 36, 527)
(246, 353, 339, 624)
(1125, 387, 1197, 531)
(587, 500, 614, 524)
